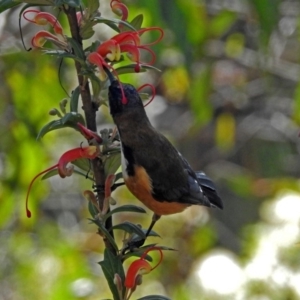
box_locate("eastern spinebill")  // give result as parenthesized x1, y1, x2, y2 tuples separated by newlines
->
(107, 77, 223, 247)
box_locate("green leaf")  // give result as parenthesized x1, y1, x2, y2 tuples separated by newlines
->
(37, 120, 63, 139)
(94, 17, 138, 32)
(80, 24, 95, 40)
(72, 158, 93, 173)
(37, 112, 85, 139)
(86, 0, 99, 15)
(104, 152, 121, 177)
(115, 64, 161, 75)
(88, 200, 99, 218)
(70, 86, 80, 112)
(102, 205, 146, 222)
(43, 50, 86, 65)
(61, 112, 83, 125)
(73, 168, 94, 180)
(0, 0, 20, 13)
(41, 168, 58, 180)
(88, 72, 103, 98)
(123, 244, 175, 262)
(137, 296, 171, 300)
(67, 38, 86, 61)
(112, 221, 146, 239)
(129, 14, 144, 30)
(99, 249, 125, 300)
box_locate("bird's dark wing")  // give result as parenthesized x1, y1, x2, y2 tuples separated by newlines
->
(131, 129, 217, 208)
(195, 172, 223, 209)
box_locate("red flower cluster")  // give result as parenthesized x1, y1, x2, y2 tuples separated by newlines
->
(23, 10, 67, 48)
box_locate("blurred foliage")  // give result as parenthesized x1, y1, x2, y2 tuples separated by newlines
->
(1, 0, 300, 299)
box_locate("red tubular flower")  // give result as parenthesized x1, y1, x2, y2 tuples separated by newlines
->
(77, 123, 102, 144)
(125, 247, 163, 291)
(23, 10, 63, 36)
(110, 0, 128, 24)
(87, 52, 127, 104)
(25, 146, 99, 218)
(23, 10, 66, 48)
(31, 30, 61, 48)
(96, 27, 163, 72)
(137, 84, 156, 107)
(88, 52, 111, 81)
(96, 39, 121, 62)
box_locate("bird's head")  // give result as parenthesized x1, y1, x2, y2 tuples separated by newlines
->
(108, 80, 144, 117)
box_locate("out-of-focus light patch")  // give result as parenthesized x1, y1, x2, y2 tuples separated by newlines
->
(245, 236, 277, 280)
(35, 253, 61, 292)
(36, 253, 61, 277)
(268, 224, 299, 247)
(290, 272, 300, 295)
(273, 193, 300, 223)
(169, 205, 210, 226)
(271, 266, 290, 286)
(196, 250, 244, 294)
(70, 278, 95, 298)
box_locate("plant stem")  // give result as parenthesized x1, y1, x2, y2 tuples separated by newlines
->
(64, 6, 116, 254)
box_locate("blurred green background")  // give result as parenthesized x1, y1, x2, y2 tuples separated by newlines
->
(1, 0, 300, 299)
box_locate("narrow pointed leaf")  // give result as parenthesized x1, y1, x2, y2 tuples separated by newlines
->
(70, 86, 80, 112)
(102, 205, 146, 222)
(123, 244, 175, 262)
(94, 17, 137, 32)
(80, 21, 96, 39)
(86, 0, 99, 15)
(67, 38, 86, 60)
(37, 120, 63, 139)
(0, 0, 20, 13)
(44, 50, 86, 64)
(112, 221, 145, 238)
(115, 64, 161, 75)
(72, 169, 94, 180)
(71, 158, 93, 173)
(61, 112, 85, 125)
(129, 14, 143, 30)
(37, 113, 85, 139)
(41, 168, 59, 180)
(99, 249, 125, 300)
(88, 201, 99, 218)
(88, 72, 103, 98)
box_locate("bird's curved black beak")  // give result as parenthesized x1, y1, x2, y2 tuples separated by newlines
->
(103, 66, 117, 84)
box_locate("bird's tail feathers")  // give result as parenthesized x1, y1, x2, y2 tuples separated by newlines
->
(196, 172, 223, 209)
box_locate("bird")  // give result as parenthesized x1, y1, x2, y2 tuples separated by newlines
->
(107, 78, 223, 248)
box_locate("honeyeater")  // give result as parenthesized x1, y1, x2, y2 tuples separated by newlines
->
(107, 78, 223, 246)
